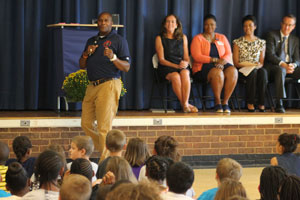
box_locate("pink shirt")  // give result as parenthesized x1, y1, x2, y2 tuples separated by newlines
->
(190, 33, 233, 73)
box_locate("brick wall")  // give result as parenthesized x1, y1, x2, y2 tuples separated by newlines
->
(1, 124, 300, 160)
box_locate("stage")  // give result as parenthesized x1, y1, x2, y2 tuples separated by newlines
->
(1, 109, 300, 168)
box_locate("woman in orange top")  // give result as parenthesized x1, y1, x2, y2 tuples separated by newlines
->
(155, 14, 198, 113)
(191, 14, 238, 113)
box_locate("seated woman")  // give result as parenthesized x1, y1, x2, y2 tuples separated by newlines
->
(155, 14, 198, 113)
(191, 14, 238, 113)
(271, 133, 300, 177)
(233, 15, 268, 112)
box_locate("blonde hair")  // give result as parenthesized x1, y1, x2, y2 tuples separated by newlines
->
(106, 156, 137, 183)
(216, 158, 242, 181)
(124, 138, 151, 166)
(72, 136, 94, 156)
(106, 130, 126, 152)
(106, 182, 162, 200)
(60, 174, 91, 200)
(214, 179, 247, 200)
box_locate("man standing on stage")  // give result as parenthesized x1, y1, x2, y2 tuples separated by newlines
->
(265, 14, 300, 113)
(79, 12, 130, 159)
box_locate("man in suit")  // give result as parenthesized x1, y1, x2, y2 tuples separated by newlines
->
(265, 14, 300, 113)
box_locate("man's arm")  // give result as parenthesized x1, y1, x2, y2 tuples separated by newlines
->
(266, 31, 282, 65)
(291, 36, 300, 67)
(104, 47, 130, 72)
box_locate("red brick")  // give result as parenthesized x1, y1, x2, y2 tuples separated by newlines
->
(167, 126, 185, 130)
(239, 125, 257, 129)
(178, 143, 193, 149)
(247, 141, 263, 147)
(147, 126, 166, 130)
(256, 135, 273, 141)
(0, 128, 9, 132)
(220, 136, 238, 142)
(265, 129, 281, 134)
(193, 143, 210, 148)
(274, 124, 291, 128)
(256, 148, 273, 154)
(0, 133, 19, 139)
(184, 125, 203, 130)
(222, 125, 239, 129)
(178, 149, 184, 156)
(229, 142, 246, 147)
(221, 148, 238, 154)
(238, 148, 255, 154)
(50, 127, 70, 132)
(147, 138, 157, 143)
(248, 129, 264, 135)
(20, 132, 40, 139)
(173, 137, 185, 142)
(193, 130, 211, 136)
(50, 139, 70, 145)
(292, 124, 300, 128)
(129, 126, 147, 130)
(184, 149, 201, 155)
(79, 132, 86, 136)
(212, 130, 229, 135)
(61, 132, 80, 138)
(201, 149, 220, 155)
(31, 153, 40, 157)
(124, 131, 138, 137)
(282, 129, 299, 134)
(40, 145, 49, 152)
(138, 131, 156, 137)
(211, 142, 229, 148)
(41, 132, 60, 138)
(69, 127, 83, 131)
(157, 131, 174, 136)
(204, 125, 221, 129)
(264, 141, 276, 147)
(30, 128, 50, 132)
(9, 128, 29, 132)
(112, 126, 129, 131)
(257, 124, 273, 128)
(32, 146, 39, 152)
(175, 131, 192, 136)
(202, 136, 219, 142)
(31, 139, 49, 146)
(230, 130, 247, 135)
(185, 137, 202, 142)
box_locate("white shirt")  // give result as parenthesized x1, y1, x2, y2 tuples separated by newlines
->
(21, 189, 59, 200)
(161, 191, 194, 200)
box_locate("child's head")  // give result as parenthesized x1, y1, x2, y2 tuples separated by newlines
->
(69, 136, 94, 160)
(154, 136, 181, 162)
(166, 162, 194, 194)
(5, 162, 29, 195)
(260, 166, 287, 200)
(278, 175, 300, 200)
(124, 138, 150, 167)
(47, 144, 67, 166)
(0, 141, 9, 165)
(277, 133, 300, 154)
(106, 156, 137, 183)
(214, 179, 247, 200)
(70, 158, 94, 182)
(216, 158, 242, 182)
(34, 150, 64, 188)
(12, 136, 32, 161)
(145, 155, 169, 183)
(106, 129, 126, 153)
(60, 174, 92, 200)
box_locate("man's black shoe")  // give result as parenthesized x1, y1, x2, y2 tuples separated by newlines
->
(275, 104, 285, 113)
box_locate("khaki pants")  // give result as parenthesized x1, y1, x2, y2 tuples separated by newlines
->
(81, 79, 121, 158)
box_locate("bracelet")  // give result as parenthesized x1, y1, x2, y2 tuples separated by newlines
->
(212, 58, 218, 63)
(82, 54, 88, 59)
(110, 54, 117, 62)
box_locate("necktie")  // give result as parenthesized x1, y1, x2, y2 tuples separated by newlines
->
(280, 36, 287, 61)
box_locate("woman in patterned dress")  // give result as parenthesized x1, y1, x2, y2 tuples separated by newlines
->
(233, 15, 268, 112)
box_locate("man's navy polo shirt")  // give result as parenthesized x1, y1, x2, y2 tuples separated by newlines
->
(83, 30, 131, 81)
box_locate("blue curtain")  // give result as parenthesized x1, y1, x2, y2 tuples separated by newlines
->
(1, 0, 300, 110)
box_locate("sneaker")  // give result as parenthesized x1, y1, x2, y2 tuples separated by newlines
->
(215, 104, 223, 113)
(222, 104, 231, 113)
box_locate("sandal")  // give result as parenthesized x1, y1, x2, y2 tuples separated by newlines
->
(183, 106, 191, 113)
(189, 104, 198, 113)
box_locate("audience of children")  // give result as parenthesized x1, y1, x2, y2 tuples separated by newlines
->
(277, 175, 300, 200)
(145, 155, 170, 186)
(59, 174, 91, 200)
(0, 172, 11, 198)
(161, 161, 194, 200)
(0, 141, 9, 192)
(68, 135, 98, 182)
(197, 158, 243, 200)
(96, 129, 126, 179)
(271, 133, 300, 177)
(214, 178, 248, 200)
(124, 137, 150, 179)
(259, 165, 288, 200)
(22, 150, 64, 200)
(6, 136, 36, 178)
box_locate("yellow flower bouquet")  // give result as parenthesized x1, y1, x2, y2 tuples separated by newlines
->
(62, 69, 127, 102)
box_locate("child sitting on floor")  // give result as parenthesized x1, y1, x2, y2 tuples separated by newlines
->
(271, 133, 300, 177)
(68, 135, 98, 182)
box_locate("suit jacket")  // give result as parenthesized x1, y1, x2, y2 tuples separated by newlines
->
(265, 30, 300, 67)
